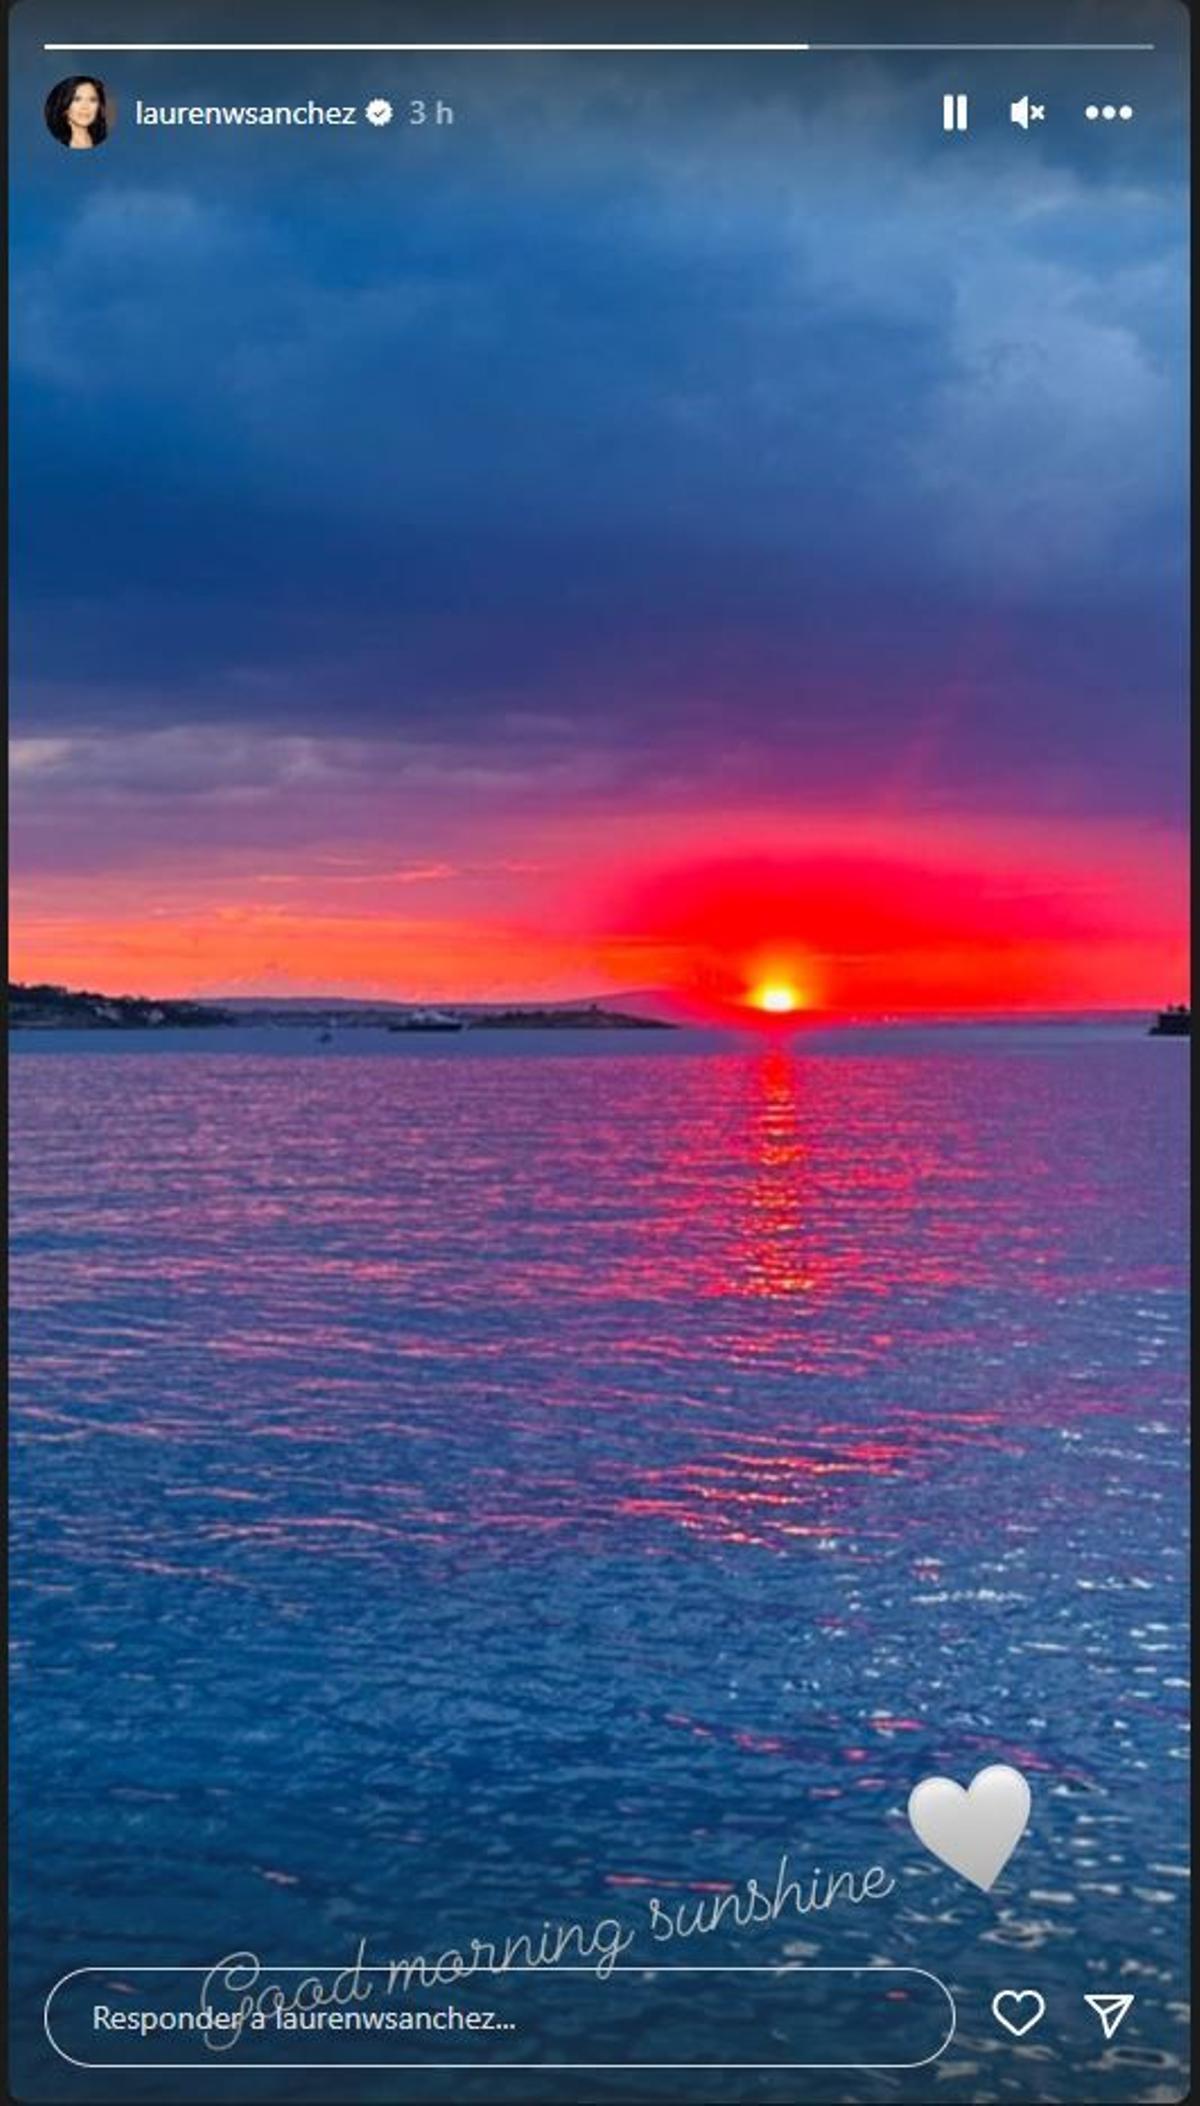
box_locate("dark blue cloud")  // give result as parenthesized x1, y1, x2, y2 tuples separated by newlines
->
(10, 0, 1188, 829)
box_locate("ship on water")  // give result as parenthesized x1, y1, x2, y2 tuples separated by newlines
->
(1149, 1004, 1190, 1037)
(387, 1009, 465, 1034)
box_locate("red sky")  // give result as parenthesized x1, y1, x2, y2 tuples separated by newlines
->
(9, 804, 1188, 1015)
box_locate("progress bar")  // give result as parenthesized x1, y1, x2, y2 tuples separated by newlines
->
(42, 40, 1157, 53)
(42, 41, 815, 52)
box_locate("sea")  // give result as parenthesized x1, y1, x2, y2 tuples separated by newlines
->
(8, 1022, 1190, 2102)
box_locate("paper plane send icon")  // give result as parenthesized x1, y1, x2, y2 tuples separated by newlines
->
(1084, 1994, 1134, 2041)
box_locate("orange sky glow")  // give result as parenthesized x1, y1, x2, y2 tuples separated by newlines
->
(10, 808, 1188, 1016)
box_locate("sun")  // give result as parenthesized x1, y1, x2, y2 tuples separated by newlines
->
(752, 981, 802, 1015)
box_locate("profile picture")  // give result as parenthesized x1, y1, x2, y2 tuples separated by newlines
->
(44, 76, 110, 150)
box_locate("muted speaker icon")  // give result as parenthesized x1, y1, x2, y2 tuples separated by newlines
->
(1010, 95, 1046, 128)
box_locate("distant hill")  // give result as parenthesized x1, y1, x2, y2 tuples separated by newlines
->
(8, 982, 232, 1029)
(214, 989, 675, 1018)
(7, 982, 675, 1031)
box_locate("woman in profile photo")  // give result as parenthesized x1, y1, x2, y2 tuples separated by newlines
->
(44, 76, 109, 149)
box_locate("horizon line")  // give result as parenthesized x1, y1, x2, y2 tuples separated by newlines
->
(8, 978, 1180, 1025)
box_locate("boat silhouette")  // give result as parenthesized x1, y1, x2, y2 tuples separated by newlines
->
(1148, 1003, 1190, 1037)
(387, 1009, 465, 1034)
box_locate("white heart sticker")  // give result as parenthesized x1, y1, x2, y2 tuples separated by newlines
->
(907, 1763, 1032, 1891)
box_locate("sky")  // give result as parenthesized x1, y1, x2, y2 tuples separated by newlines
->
(9, 0, 1190, 1013)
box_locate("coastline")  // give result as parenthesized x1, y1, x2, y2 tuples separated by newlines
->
(8, 1017, 1165, 1058)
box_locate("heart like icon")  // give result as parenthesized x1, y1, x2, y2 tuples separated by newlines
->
(992, 1989, 1046, 2038)
(907, 1762, 1032, 1891)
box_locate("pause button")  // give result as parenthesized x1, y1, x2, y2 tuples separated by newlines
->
(942, 93, 969, 132)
